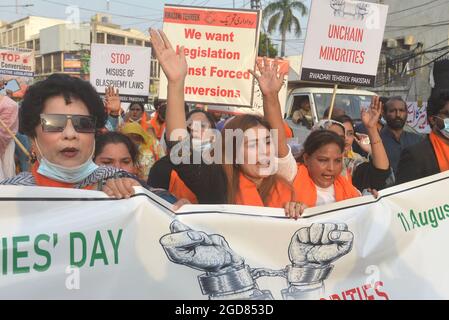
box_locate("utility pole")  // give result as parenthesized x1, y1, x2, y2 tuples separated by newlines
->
(251, 0, 268, 56)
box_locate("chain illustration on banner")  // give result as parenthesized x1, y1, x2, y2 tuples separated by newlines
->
(160, 221, 354, 300)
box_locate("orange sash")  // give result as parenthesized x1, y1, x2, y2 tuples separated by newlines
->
(235, 173, 293, 207)
(293, 164, 360, 207)
(140, 112, 149, 132)
(429, 132, 449, 172)
(149, 112, 166, 140)
(31, 163, 94, 189)
(283, 121, 293, 139)
(168, 170, 198, 204)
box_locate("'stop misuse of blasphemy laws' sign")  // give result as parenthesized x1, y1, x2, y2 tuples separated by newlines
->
(159, 5, 261, 107)
(300, 0, 388, 87)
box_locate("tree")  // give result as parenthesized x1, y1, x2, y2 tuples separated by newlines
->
(258, 32, 278, 58)
(263, 0, 308, 57)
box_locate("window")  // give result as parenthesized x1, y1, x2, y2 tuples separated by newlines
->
(19, 26, 25, 42)
(7, 30, 12, 45)
(35, 39, 40, 51)
(1, 32, 6, 46)
(145, 41, 151, 47)
(27, 41, 33, 49)
(44, 54, 52, 74)
(150, 59, 159, 79)
(136, 40, 142, 46)
(13, 28, 18, 44)
(313, 93, 372, 121)
(53, 53, 62, 72)
(107, 34, 125, 45)
(127, 38, 135, 45)
(96, 32, 105, 43)
(35, 56, 42, 74)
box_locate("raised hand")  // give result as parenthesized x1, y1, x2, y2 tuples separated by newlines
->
(149, 29, 187, 83)
(249, 57, 286, 97)
(361, 96, 382, 131)
(104, 86, 121, 116)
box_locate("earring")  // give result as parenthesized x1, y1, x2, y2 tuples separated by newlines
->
(30, 151, 37, 164)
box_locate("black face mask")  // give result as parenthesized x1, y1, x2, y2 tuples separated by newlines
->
(386, 117, 406, 130)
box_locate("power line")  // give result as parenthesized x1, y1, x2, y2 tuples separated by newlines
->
(108, 0, 160, 11)
(388, 0, 441, 16)
(39, 0, 161, 22)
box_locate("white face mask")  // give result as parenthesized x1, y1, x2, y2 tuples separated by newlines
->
(35, 139, 98, 183)
(191, 138, 213, 152)
(436, 116, 449, 139)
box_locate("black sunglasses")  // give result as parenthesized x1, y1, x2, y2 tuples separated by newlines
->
(40, 114, 97, 133)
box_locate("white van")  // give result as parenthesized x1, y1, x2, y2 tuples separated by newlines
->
(285, 87, 376, 143)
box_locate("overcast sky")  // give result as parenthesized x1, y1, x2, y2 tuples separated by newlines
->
(0, 0, 311, 56)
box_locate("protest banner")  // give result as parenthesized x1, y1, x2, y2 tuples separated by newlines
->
(406, 101, 431, 134)
(159, 5, 261, 107)
(1, 170, 449, 299)
(300, 0, 388, 87)
(0, 47, 34, 98)
(206, 57, 289, 116)
(90, 43, 151, 103)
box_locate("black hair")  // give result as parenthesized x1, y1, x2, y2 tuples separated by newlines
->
(186, 109, 217, 129)
(303, 130, 345, 156)
(129, 102, 144, 112)
(383, 96, 406, 114)
(94, 132, 139, 165)
(323, 106, 345, 119)
(333, 114, 354, 128)
(427, 89, 449, 118)
(20, 73, 107, 137)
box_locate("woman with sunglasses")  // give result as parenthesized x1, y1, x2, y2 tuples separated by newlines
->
(0, 74, 140, 199)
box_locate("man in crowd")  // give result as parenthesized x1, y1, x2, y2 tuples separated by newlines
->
(397, 90, 449, 184)
(379, 96, 423, 176)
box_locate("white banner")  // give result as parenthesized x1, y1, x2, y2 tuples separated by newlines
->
(0, 171, 449, 299)
(159, 5, 261, 107)
(90, 44, 151, 103)
(300, 0, 388, 87)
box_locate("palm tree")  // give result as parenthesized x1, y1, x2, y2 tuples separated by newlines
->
(263, 0, 308, 57)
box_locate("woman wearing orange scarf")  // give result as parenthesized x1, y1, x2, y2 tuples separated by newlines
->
(284, 96, 384, 219)
(397, 91, 449, 183)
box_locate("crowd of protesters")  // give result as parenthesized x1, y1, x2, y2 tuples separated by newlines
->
(1, 29, 449, 220)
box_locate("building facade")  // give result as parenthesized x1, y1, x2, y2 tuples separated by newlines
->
(369, 0, 449, 101)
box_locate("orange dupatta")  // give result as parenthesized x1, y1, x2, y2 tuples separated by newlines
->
(235, 173, 293, 208)
(168, 170, 198, 204)
(293, 164, 360, 208)
(149, 112, 166, 140)
(429, 132, 449, 172)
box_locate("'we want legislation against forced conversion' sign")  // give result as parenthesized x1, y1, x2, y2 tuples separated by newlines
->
(300, 0, 388, 87)
(90, 44, 151, 103)
(159, 5, 261, 107)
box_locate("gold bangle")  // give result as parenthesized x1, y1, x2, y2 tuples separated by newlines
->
(371, 140, 382, 145)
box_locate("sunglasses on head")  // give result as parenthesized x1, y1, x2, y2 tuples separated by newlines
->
(40, 114, 97, 133)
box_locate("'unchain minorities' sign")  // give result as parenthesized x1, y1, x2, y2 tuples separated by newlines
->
(300, 0, 388, 87)
(90, 44, 151, 103)
(159, 5, 261, 107)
